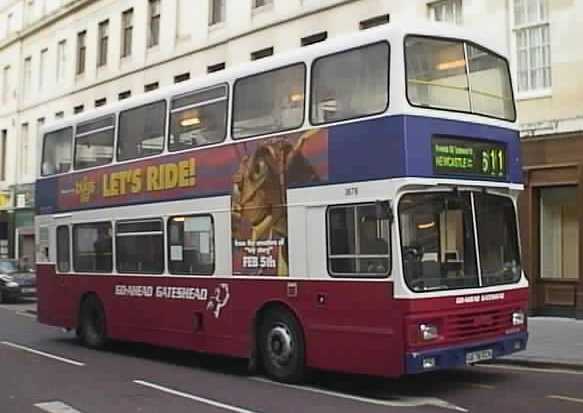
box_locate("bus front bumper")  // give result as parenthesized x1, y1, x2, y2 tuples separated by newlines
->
(405, 331, 528, 374)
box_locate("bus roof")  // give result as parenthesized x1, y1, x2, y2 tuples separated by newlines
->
(40, 21, 507, 136)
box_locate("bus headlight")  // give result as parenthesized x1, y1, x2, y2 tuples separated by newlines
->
(512, 311, 525, 326)
(419, 324, 439, 341)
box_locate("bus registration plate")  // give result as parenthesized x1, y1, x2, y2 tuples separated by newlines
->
(466, 349, 493, 364)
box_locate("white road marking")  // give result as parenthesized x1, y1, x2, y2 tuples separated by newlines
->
(134, 380, 261, 413)
(547, 395, 583, 404)
(16, 311, 37, 319)
(1, 341, 85, 367)
(480, 363, 583, 376)
(251, 377, 468, 412)
(34, 401, 83, 413)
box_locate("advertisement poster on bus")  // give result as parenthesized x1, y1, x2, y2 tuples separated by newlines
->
(231, 129, 328, 276)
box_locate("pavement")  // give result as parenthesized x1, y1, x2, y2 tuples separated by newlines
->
(497, 316, 583, 370)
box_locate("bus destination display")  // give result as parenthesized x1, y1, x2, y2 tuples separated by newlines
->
(432, 137, 507, 179)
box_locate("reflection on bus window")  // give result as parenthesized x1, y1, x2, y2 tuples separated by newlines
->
(168, 215, 214, 275)
(42, 127, 73, 176)
(56, 226, 70, 272)
(406, 37, 470, 113)
(116, 219, 164, 274)
(118, 101, 166, 161)
(169, 85, 227, 151)
(73, 222, 112, 273)
(74, 115, 115, 170)
(467, 45, 516, 120)
(311, 42, 389, 125)
(405, 36, 516, 121)
(328, 203, 390, 276)
(233, 64, 305, 139)
(475, 193, 521, 286)
(399, 192, 479, 291)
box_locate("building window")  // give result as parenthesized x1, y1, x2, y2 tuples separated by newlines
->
(0, 130, 6, 181)
(233, 63, 305, 139)
(207, 62, 225, 73)
(174, 73, 190, 83)
(39, 48, 48, 91)
(359, 14, 391, 30)
(76, 31, 86, 75)
(57, 226, 70, 273)
(428, 0, 463, 25)
(514, 0, 551, 93)
(121, 8, 133, 58)
(327, 203, 391, 276)
(74, 105, 84, 114)
(97, 20, 109, 67)
(23, 57, 32, 97)
(148, 0, 161, 47)
(144, 82, 159, 92)
(209, 0, 225, 25)
(20, 123, 29, 177)
(73, 222, 113, 273)
(168, 215, 215, 275)
(118, 90, 131, 100)
(118, 100, 166, 161)
(6, 13, 13, 36)
(2, 66, 11, 103)
(74, 115, 115, 170)
(253, 0, 272, 9)
(57, 40, 66, 82)
(95, 98, 107, 107)
(55, 111, 65, 119)
(251, 47, 273, 61)
(301, 32, 327, 47)
(540, 187, 579, 280)
(117, 219, 164, 274)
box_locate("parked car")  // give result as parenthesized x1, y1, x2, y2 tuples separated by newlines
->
(0, 259, 36, 303)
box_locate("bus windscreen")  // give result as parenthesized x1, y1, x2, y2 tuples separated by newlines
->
(399, 192, 520, 292)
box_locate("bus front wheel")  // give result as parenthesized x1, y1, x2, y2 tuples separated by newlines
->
(78, 295, 108, 349)
(259, 307, 305, 383)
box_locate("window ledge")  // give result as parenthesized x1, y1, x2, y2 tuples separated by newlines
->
(208, 22, 225, 32)
(516, 89, 552, 101)
(252, 3, 274, 16)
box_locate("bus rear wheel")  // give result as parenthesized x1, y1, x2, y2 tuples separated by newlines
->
(78, 295, 108, 349)
(259, 308, 305, 383)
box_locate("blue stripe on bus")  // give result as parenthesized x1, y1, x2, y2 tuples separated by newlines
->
(35, 115, 522, 215)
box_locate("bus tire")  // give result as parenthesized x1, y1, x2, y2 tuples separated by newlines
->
(78, 295, 108, 349)
(259, 307, 305, 383)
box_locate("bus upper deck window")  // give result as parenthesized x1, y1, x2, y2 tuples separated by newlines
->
(310, 42, 389, 125)
(169, 85, 228, 151)
(405, 36, 516, 121)
(41, 127, 73, 176)
(233, 63, 306, 139)
(74, 115, 115, 170)
(118, 100, 166, 161)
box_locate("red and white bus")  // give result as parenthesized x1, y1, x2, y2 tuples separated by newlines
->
(35, 23, 528, 383)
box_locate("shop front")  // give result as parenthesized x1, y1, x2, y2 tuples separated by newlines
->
(520, 134, 583, 319)
(13, 184, 35, 268)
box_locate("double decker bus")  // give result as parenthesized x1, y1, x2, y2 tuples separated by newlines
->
(35, 22, 528, 383)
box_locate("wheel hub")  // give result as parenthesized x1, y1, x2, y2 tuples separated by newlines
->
(267, 325, 293, 366)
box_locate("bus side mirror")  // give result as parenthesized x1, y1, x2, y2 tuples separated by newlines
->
(376, 200, 393, 223)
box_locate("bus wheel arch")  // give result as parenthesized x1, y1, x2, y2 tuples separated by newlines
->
(254, 301, 306, 383)
(77, 292, 108, 349)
